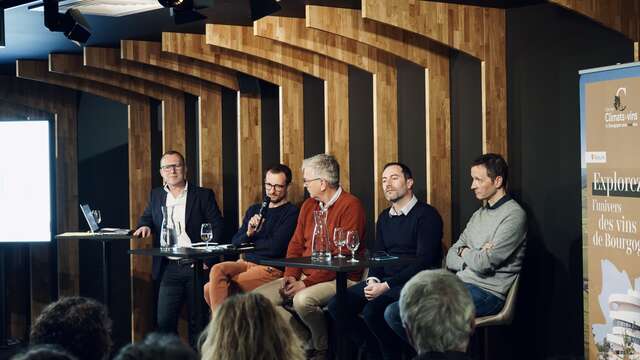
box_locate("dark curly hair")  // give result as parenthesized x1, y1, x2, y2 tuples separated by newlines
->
(30, 297, 112, 360)
(114, 333, 197, 360)
(12, 344, 78, 360)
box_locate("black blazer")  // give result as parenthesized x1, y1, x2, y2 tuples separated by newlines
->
(137, 184, 224, 280)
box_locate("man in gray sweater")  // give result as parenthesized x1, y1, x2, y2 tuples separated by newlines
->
(444, 153, 527, 316)
(384, 153, 526, 347)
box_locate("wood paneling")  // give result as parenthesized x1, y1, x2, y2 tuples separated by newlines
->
(237, 93, 262, 222)
(83, 47, 223, 208)
(0, 75, 79, 308)
(162, 32, 305, 207)
(205, 24, 351, 191)
(549, 0, 640, 41)
(254, 16, 398, 217)
(15, 60, 153, 342)
(48, 53, 186, 155)
(361, 0, 506, 157)
(305, 5, 453, 247)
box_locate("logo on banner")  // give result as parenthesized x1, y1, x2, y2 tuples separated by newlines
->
(604, 87, 639, 129)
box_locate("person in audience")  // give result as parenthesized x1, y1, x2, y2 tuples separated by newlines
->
(327, 162, 443, 360)
(113, 332, 198, 360)
(254, 153, 366, 360)
(132, 150, 224, 344)
(29, 296, 112, 360)
(399, 269, 475, 359)
(385, 153, 527, 342)
(199, 292, 304, 360)
(12, 345, 78, 360)
(203, 164, 299, 310)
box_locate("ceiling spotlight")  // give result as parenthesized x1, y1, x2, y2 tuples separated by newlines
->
(249, 0, 281, 21)
(158, 0, 212, 25)
(44, 0, 91, 46)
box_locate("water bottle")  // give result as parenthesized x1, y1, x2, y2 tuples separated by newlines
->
(160, 206, 169, 250)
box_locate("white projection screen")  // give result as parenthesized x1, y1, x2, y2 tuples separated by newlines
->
(0, 121, 52, 242)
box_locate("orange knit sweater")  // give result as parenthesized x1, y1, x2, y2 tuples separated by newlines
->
(284, 190, 367, 287)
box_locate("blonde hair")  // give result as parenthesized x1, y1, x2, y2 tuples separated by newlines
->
(200, 293, 304, 360)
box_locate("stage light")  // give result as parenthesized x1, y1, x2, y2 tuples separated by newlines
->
(158, 0, 212, 25)
(43, 0, 91, 46)
(249, 0, 281, 21)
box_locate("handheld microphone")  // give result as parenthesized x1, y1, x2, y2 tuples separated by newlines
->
(258, 195, 270, 218)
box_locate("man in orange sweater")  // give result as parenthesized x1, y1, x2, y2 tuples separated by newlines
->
(254, 154, 366, 360)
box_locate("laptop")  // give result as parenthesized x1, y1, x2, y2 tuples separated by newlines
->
(79, 204, 130, 234)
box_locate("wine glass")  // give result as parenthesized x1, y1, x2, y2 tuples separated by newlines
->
(201, 223, 213, 250)
(333, 227, 345, 258)
(346, 230, 360, 263)
(91, 209, 102, 225)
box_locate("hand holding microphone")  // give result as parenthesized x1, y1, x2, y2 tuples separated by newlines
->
(247, 196, 269, 237)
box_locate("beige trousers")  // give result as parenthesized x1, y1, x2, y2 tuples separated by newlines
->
(253, 276, 356, 351)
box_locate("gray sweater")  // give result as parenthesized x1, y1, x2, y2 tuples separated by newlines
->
(446, 196, 526, 299)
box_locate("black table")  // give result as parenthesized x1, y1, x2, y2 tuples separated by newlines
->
(258, 255, 416, 360)
(56, 232, 132, 308)
(129, 245, 254, 334)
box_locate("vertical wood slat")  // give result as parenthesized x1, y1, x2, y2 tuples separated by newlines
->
(206, 24, 351, 191)
(237, 93, 262, 220)
(16, 60, 154, 342)
(361, 0, 507, 158)
(253, 15, 397, 220)
(162, 32, 305, 206)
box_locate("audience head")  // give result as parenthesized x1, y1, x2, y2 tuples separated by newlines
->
(200, 292, 304, 360)
(160, 150, 187, 187)
(302, 154, 340, 200)
(382, 162, 414, 204)
(399, 269, 475, 354)
(264, 164, 292, 204)
(30, 296, 112, 360)
(12, 345, 78, 360)
(114, 333, 197, 360)
(470, 153, 509, 203)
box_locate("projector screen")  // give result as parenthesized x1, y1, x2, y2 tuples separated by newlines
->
(0, 121, 52, 243)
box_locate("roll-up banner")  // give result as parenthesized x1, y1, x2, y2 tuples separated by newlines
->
(581, 62, 640, 359)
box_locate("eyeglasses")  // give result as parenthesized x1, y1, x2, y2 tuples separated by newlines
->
(160, 163, 184, 172)
(303, 178, 322, 186)
(264, 182, 286, 191)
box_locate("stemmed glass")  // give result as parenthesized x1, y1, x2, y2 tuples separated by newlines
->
(91, 210, 102, 225)
(201, 223, 213, 250)
(333, 227, 345, 258)
(346, 230, 360, 263)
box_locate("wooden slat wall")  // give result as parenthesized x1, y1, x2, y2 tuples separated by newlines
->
(360, 0, 507, 157)
(83, 47, 224, 207)
(162, 32, 305, 210)
(305, 5, 453, 248)
(15, 60, 153, 342)
(205, 24, 351, 191)
(253, 15, 397, 219)
(48, 53, 186, 155)
(549, 0, 640, 42)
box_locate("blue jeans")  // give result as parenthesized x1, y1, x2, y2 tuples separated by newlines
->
(463, 282, 504, 317)
(383, 282, 506, 344)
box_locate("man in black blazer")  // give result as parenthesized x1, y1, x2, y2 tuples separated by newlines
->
(133, 150, 223, 343)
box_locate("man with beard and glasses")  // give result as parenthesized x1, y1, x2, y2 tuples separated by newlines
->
(203, 164, 299, 311)
(327, 162, 443, 360)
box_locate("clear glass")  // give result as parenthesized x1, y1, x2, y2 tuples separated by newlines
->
(91, 209, 102, 225)
(333, 227, 345, 258)
(201, 223, 213, 250)
(346, 230, 360, 263)
(311, 210, 331, 261)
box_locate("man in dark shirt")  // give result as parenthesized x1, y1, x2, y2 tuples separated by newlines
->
(327, 162, 443, 360)
(203, 164, 299, 310)
(133, 150, 223, 344)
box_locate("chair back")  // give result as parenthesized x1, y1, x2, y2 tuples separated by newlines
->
(475, 274, 520, 327)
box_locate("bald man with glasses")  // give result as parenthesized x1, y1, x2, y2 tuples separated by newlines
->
(203, 164, 299, 311)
